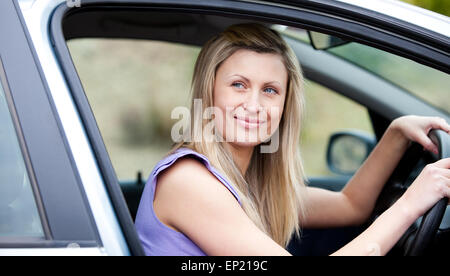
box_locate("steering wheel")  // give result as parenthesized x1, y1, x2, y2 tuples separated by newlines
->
(368, 129, 450, 256)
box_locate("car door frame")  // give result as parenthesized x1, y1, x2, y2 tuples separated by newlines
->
(13, 0, 138, 255)
(0, 0, 103, 255)
(46, 0, 449, 255)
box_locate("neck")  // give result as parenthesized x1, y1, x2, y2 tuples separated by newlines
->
(224, 143, 255, 175)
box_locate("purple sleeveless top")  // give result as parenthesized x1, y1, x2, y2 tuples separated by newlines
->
(135, 147, 241, 256)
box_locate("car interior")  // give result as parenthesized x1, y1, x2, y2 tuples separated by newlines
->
(57, 6, 450, 255)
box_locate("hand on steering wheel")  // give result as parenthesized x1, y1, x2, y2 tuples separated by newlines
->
(370, 116, 450, 256)
(390, 116, 450, 217)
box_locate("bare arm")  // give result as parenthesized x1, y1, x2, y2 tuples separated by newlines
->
(333, 157, 450, 256)
(154, 157, 290, 256)
(331, 196, 414, 255)
(303, 116, 450, 229)
(153, 117, 450, 256)
(155, 155, 450, 256)
(303, 125, 409, 228)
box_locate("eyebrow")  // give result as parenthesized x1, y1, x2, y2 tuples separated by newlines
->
(229, 74, 282, 87)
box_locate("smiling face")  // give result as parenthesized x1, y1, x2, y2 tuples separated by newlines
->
(213, 49, 288, 148)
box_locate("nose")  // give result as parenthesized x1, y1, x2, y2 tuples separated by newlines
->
(243, 90, 263, 114)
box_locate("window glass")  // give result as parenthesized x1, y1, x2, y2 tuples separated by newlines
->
(300, 80, 374, 177)
(68, 39, 198, 181)
(277, 28, 450, 114)
(68, 38, 374, 181)
(0, 75, 44, 237)
(328, 43, 450, 114)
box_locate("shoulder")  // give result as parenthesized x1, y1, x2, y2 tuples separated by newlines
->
(156, 156, 224, 198)
(154, 155, 289, 255)
(158, 155, 211, 183)
(154, 155, 240, 224)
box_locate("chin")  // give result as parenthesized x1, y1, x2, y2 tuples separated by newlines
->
(230, 132, 271, 147)
(229, 140, 261, 148)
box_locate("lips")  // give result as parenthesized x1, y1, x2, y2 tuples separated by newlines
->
(234, 115, 266, 129)
(234, 116, 260, 123)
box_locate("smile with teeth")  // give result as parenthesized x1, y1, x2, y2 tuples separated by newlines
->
(234, 115, 266, 129)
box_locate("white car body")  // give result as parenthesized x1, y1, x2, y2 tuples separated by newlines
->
(0, 0, 448, 256)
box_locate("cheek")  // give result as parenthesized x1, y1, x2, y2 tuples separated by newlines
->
(212, 87, 236, 136)
(213, 87, 243, 122)
(214, 88, 239, 109)
(267, 100, 285, 126)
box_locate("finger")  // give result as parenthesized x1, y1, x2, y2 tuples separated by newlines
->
(433, 157, 450, 169)
(430, 117, 450, 134)
(436, 167, 450, 179)
(446, 180, 450, 203)
(446, 181, 450, 204)
(418, 133, 439, 154)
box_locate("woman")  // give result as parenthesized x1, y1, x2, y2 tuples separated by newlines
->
(135, 23, 450, 256)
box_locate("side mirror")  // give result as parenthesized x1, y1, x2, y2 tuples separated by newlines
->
(326, 130, 376, 175)
(307, 31, 349, 50)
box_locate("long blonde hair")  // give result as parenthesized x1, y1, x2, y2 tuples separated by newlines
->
(170, 23, 307, 247)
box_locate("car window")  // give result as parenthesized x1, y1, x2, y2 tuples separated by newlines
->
(328, 43, 450, 115)
(300, 80, 374, 177)
(277, 28, 450, 115)
(68, 38, 198, 181)
(0, 73, 44, 238)
(68, 37, 374, 181)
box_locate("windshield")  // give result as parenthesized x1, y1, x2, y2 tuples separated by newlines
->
(275, 26, 450, 115)
(328, 43, 449, 114)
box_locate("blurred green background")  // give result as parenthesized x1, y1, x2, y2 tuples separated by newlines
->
(400, 0, 450, 16)
(67, 5, 449, 181)
(68, 38, 375, 180)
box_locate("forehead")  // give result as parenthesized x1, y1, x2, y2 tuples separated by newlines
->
(218, 49, 288, 84)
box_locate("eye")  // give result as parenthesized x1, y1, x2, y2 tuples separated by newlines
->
(264, 87, 278, 94)
(232, 82, 245, 89)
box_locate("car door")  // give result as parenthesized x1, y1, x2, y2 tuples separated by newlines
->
(0, 0, 103, 255)
(12, 0, 147, 256)
(46, 0, 449, 256)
